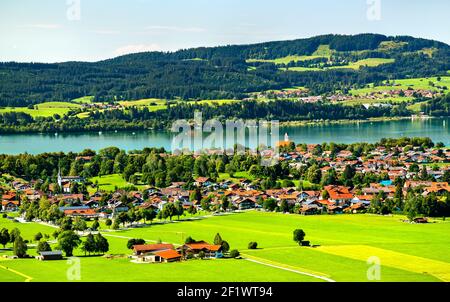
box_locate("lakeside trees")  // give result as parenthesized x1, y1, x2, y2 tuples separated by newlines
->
(0, 98, 414, 134)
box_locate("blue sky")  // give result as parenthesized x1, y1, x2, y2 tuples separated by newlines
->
(1, 0, 449, 62)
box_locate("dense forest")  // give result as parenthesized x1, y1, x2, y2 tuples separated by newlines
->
(1, 34, 449, 107)
(0, 100, 412, 133)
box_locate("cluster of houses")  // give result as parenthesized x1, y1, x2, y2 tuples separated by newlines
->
(1, 142, 450, 219)
(131, 241, 222, 263)
(255, 88, 309, 100)
(251, 85, 442, 107)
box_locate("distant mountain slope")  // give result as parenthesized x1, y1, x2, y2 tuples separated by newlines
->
(0, 33, 449, 106)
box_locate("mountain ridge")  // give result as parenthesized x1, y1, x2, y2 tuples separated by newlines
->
(0, 33, 449, 106)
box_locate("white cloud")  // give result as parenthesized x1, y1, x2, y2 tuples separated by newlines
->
(144, 25, 206, 33)
(19, 24, 61, 30)
(90, 29, 121, 35)
(113, 44, 163, 56)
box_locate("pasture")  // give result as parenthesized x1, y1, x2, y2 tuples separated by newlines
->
(350, 76, 450, 96)
(119, 98, 168, 111)
(246, 45, 332, 65)
(282, 58, 395, 72)
(0, 102, 81, 118)
(71, 96, 95, 104)
(1, 211, 449, 282)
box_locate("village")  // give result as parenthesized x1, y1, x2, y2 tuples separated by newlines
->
(257, 86, 443, 105)
(2, 136, 449, 222)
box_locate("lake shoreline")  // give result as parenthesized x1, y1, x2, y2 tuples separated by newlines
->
(0, 115, 433, 135)
(279, 116, 416, 127)
(0, 117, 448, 155)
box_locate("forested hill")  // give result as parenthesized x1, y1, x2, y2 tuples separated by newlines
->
(1, 33, 450, 106)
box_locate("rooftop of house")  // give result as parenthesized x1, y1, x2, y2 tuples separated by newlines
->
(154, 249, 182, 259)
(133, 244, 175, 252)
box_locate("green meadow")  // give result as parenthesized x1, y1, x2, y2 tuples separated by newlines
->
(71, 96, 95, 104)
(247, 55, 325, 65)
(378, 41, 408, 51)
(1, 211, 449, 282)
(118, 98, 168, 111)
(330, 58, 395, 70)
(282, 58, 395, 72)
(350, 76, 450, 96)
(118, 98, 238, 111)
(191, 99, 239, 106)
(246, 45, 332, 65)
(340, 96, 414, 107)
(217, 171, 254, 183)
(0, 102, 81, 118)
(88, 174, 147, 193)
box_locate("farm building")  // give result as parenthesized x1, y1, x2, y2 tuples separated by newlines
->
(182, 241, 222, 258)
(133, 244, 175, 256)
(36, 251, 63, 261)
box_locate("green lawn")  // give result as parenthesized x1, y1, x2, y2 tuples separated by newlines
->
(89, 174, 147, 193)
(112, 212, 450, 281)
(1, 212, 449, 282)
(0, 254, 319, 282)
(292, 180, 314, 189)
(0, 102, 81, 118)
(218, 171, 254, 183)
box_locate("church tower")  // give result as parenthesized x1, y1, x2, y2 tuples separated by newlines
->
(57, 163, 62, 188)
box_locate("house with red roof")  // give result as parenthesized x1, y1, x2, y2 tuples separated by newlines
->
(182, 241, 222, 258)
(324, 185, 354, 206)
(132, 243, 181, 263)
(133, 244, 175, 256)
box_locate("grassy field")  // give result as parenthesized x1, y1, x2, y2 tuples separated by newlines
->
(191, 99, 239, 106)
(282, 58, 394, 72)
(407, 101, 428, 113)
(71, 96, 95, 104)
(350, 76, 450, 96)
(0, 102, 81, 118)
(378, 41, 408, 51)
(340, 96, 414, 106)
(0, 252, 319, 282)
(332, 58, 395, 70)
(292, 180, 315, 190)
(118, 98, 238, 111)
(246, 45, 331, 65)
(247, 55, 326, 65)
(1, 212, 449, 282)
(118, 98, 168, 112)
(88, 174, 147, 193)
(217, 171, 254, 183)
